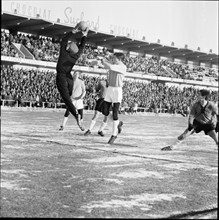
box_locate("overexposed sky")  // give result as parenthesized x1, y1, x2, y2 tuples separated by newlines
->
(2, 0, 218, 54)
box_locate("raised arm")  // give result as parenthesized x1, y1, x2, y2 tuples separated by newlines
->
(60, 32, 75, 48)
(101, 58, 113, 70)
(60, 23, 81, 46)
(74, 27, 90, 59)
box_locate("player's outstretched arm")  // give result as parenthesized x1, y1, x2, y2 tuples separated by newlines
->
(101, 58, 113, 69)
(72, 23, 80, 34)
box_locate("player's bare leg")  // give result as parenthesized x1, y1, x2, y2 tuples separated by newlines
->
(98, 115, 108, 137)
(77, 109, 85, 131)
(59, 116, 69, 130)
(207, 130, 218, 146)
(161, 128, 195, 151)
(108, 103, 123, 144)
(177, 128, 195, 141)
(84, 111, 100, 136)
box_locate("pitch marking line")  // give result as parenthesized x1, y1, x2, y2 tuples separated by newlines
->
(13, 135, 218, 168)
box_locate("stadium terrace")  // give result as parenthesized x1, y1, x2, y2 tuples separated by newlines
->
(1, 12, 218, 111)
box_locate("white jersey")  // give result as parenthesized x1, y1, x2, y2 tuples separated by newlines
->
(71, 78, 86, 100)
(102, 59, 126, 88)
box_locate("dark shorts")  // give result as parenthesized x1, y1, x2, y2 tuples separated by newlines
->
(193, 119, 216, 135)
(95, 98, 105, 112)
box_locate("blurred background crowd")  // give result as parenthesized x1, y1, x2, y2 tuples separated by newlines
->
(2, 29, 218, 81)
(1, 29, 218, 115)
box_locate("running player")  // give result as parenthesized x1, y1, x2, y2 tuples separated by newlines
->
(101, 52, 127, 144)
(84, 78, 109, 136)
(161, 89, 218, 150)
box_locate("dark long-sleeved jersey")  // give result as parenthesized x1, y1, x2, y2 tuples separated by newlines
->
(56, 32, 86, 75)
(189, 101, 218, 125)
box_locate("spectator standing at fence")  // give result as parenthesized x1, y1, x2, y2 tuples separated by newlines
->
(101, 53, 126, 144)
(133, 102, 138, 115)
(35, 94, 41, 107)
(56, 22, 89, 131)
(161, 89, 218, 151)
(59, 70, 86, 130)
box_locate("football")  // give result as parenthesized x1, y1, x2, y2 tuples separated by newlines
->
(77, 21, 87, 31)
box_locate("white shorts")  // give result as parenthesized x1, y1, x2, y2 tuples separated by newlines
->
(104, 86, 122, 103)
(72, 99, 84, 110)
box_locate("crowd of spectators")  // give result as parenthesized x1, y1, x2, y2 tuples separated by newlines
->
(1, 31, 22, 58)
(121, 79, 217, 114)
(1, 65, 218, 115)
(1, 65, 61, 108)
(1, 29, 218, 82)
(1, 29, 218, 115)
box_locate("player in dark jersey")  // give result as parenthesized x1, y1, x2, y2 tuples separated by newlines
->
(161, 89, 218, 151)
(56, 22, 89, 131)
(84, 78, 110, 136)
(59, 71, 86, 131)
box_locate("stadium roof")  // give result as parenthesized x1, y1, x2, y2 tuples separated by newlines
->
(1, 12, 218, 66)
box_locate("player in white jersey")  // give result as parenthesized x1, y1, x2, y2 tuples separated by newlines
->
(161, 89, 218, 151)
(101, 52, 127, 144)
(59, 70, 86, 131)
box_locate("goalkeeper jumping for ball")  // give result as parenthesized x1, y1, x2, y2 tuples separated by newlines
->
(56, 21, 89, 131)
(161, 89, 218, 151)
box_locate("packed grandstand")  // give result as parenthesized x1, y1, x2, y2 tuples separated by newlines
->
(1, 12, 218, 115)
